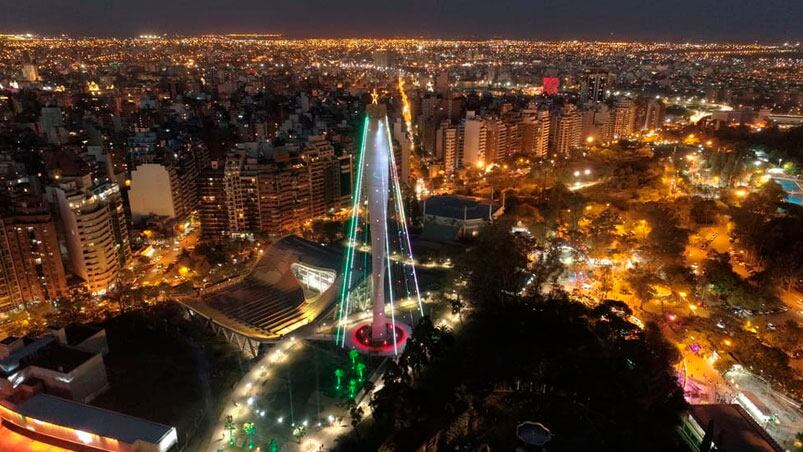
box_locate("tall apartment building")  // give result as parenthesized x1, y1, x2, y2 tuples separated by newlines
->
(39, 107, 65, 145)
(0, 209, 67, 312)
(127, 136, 207, 223)
(581, 103, 613, 143)
(53, 179, 130, 294)
(485, 119, 509, 163)
(612, 97, 637, 138)
(257, 163, 312, 234)
(207, 138, 353, 240)
(301, 135, 352, 217)
(461, 113, 487, 168)
(392, 119, 412, 183)
(520, 108, 550, 158)
(199, 161, 229, 242)
(580, 70, 611, 103)
(435, 120, 459, 175)
(641, 98, 666, 131)
(128, 163, 183, 220)
(224, 150, 260, 235)
(534, 110, 550, 158)
(552, 105, 581, 156)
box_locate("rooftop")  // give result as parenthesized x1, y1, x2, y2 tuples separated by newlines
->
(689, 404, 783, 452)
(186, 235, 349, 340)
(16, 393, 176, 445)
(24, 343, 95, 374)
(0, 336, 55, 375)
(63, 324, 102, 347)
(424, 195, 500, 221)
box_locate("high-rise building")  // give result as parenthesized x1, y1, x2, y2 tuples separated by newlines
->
(580, 103, 613, 143)
(257, 163, 312, 235)
(203, 138, 353, 240)
(301, 135, 352, 217)
(435, 120, 459, 175)
(224, 149, 260, 235)
(641, 98, 666, 131)
(580, 71, 611, 103)
(39, 107, 65, 144)
(392, 119, 412, 183)
(435, 71, 449, 95)
(485, 119, 509, 162)
(461, 112, 487, 168)
(199, 161, 229, 242)
(612, 97, 637, 138)
(552, 105, 581, 156)
(128, 163, 184, 220)
(446, 94, 466, 122)
(520, 107, 550, 158)
(53, 181, 130, 294)
(0, 210, 67, 312)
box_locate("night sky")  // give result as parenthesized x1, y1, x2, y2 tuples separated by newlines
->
(1, 0, 801, 42)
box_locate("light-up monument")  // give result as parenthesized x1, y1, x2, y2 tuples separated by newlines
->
(335, 90, 423, 355)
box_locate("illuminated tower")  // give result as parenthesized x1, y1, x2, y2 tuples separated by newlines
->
(366, 97, 390, 341)
(336, 90, 423, 355)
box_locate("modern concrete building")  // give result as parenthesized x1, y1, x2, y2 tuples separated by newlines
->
(0, 393, 178, 452)
(53, 180, 130, 294)
(0, 336, 108, 403)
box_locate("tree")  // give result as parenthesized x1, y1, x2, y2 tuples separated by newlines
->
(700, 252, 778, 310)
(449, 296, 465, 323)
(690, 197, 719, 225)
(349, 402, 364, 438)
(463, 220, 527, 309)
(346, 295, 687, 451)
(529, 245, 565, 295)
(626, 267, 658, 308)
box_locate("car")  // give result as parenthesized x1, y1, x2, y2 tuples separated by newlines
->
(716, 320, 726, 329)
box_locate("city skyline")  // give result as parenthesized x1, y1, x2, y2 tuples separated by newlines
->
(1, 0, 802, 42)
(0, 11, 801, 450)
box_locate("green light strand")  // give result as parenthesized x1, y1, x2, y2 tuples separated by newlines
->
(336, 115, 368, 347)
(385, 119, 424, 317)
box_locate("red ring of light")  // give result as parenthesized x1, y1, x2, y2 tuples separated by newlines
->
(350, 321, 408, 353)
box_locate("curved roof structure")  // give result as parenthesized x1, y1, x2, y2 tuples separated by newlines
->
(184, 236, 345, 341)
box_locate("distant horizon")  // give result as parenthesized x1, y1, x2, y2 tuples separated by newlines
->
(1, 0, 800, 43)
(1, 32, 801, 46)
